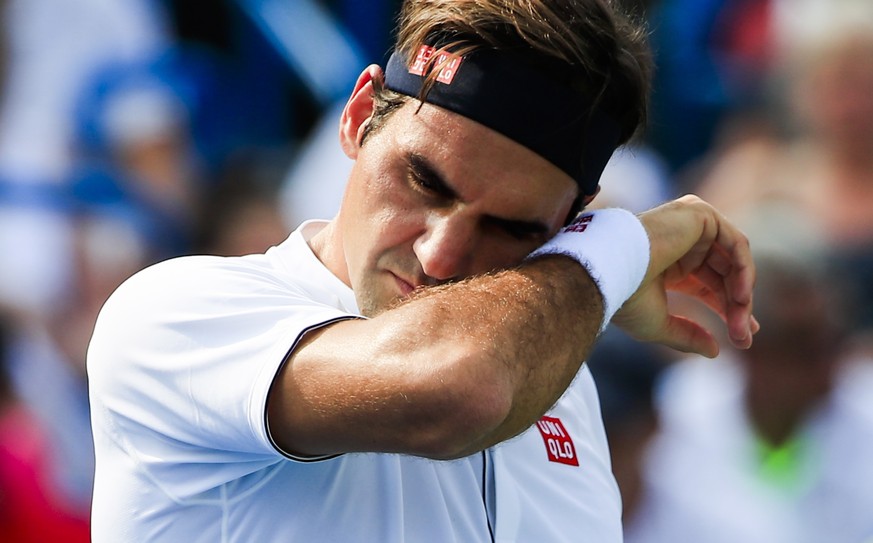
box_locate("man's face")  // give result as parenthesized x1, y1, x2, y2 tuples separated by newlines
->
(334, 98, 578, 316)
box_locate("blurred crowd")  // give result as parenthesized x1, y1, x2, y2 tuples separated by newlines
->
(0, 0, 871, 540)
(589, 1, 873, 542)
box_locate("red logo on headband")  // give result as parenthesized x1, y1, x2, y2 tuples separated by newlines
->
(409, 45, 463, 84)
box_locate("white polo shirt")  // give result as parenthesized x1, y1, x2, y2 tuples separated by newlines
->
(88, 220, 621, 542)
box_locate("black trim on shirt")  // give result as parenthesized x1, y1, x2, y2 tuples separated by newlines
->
(264, 315, 364, 463)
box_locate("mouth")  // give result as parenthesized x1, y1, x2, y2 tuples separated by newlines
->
(390, 272, 417, 297)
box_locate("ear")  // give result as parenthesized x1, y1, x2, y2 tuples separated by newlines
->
(339, 65, 384, 160)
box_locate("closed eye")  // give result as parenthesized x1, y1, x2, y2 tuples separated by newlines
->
(407, 154, 457, 201)
(484, 216, 550, 241)
(405, 153, 550, 242)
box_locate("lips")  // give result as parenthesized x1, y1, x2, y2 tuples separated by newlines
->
(391, 272, 417, 296)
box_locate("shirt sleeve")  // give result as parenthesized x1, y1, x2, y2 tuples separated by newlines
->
(87, 254, 357, 498)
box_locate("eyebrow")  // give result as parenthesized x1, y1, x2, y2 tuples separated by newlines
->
(408, 153, 459, 200)
(407, 153, 551, 237)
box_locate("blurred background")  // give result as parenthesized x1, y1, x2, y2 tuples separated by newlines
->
(0, 0, 871, 540)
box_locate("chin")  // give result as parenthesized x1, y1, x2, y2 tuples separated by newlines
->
(355, 290, 393, 318)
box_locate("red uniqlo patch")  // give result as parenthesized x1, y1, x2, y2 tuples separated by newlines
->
(536, 416, 579, 466)
(408, 45, 463, 84)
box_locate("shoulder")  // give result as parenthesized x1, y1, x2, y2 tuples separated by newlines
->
(87, 254, 297, 380)
(87, 246, 353, 383)
(99, 252, 303, 323)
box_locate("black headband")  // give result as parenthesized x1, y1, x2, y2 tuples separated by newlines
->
(384, 44, 623, 196)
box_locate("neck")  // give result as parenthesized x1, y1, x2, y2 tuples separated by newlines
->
(308, 220, 351, 286)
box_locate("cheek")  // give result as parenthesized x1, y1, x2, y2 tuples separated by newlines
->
(468, 236, 542, 276)
(365, 189, 421, 246)
(485, 246, 530, 271)
(345, 176, 422, 263)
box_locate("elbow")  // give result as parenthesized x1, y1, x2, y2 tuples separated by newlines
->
(403, 356, 514, 460)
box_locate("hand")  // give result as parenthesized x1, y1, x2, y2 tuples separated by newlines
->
(612, 195, 758, 357)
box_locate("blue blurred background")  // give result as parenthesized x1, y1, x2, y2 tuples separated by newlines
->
(0, 1, 872, 540)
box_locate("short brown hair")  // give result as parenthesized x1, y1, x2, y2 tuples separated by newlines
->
(364, 0, 652, 145)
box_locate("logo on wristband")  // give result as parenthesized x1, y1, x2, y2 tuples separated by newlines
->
(536, 416, 579, 467)
(564, 213, 594, 234)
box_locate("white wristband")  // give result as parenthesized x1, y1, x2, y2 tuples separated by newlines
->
(527, 208, 650, 330)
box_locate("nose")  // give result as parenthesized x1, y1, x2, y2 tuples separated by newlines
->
(413, 214, 475, 282)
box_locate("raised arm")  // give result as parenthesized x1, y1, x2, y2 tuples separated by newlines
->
(267, 196, 757, 461)
(268, 254, 603, 461)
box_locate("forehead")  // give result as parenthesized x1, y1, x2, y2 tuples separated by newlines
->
(378, 100, 579, 220)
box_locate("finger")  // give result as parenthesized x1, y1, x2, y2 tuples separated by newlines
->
(706, 223, 756, 346)
(668, 225, 736, 301)
(674, 267, 754, 350)
(658, 313, 719, 359)
(672, 263, 729, 319)
(717, 248, 755, 347)
(713, 219, 756, 307)
(669, 263, 755, 350)
(726, 298, 755, 349)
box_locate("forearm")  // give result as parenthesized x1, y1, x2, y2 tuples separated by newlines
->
(271, 255, 603, 460)
(396, 254, 604, 457)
